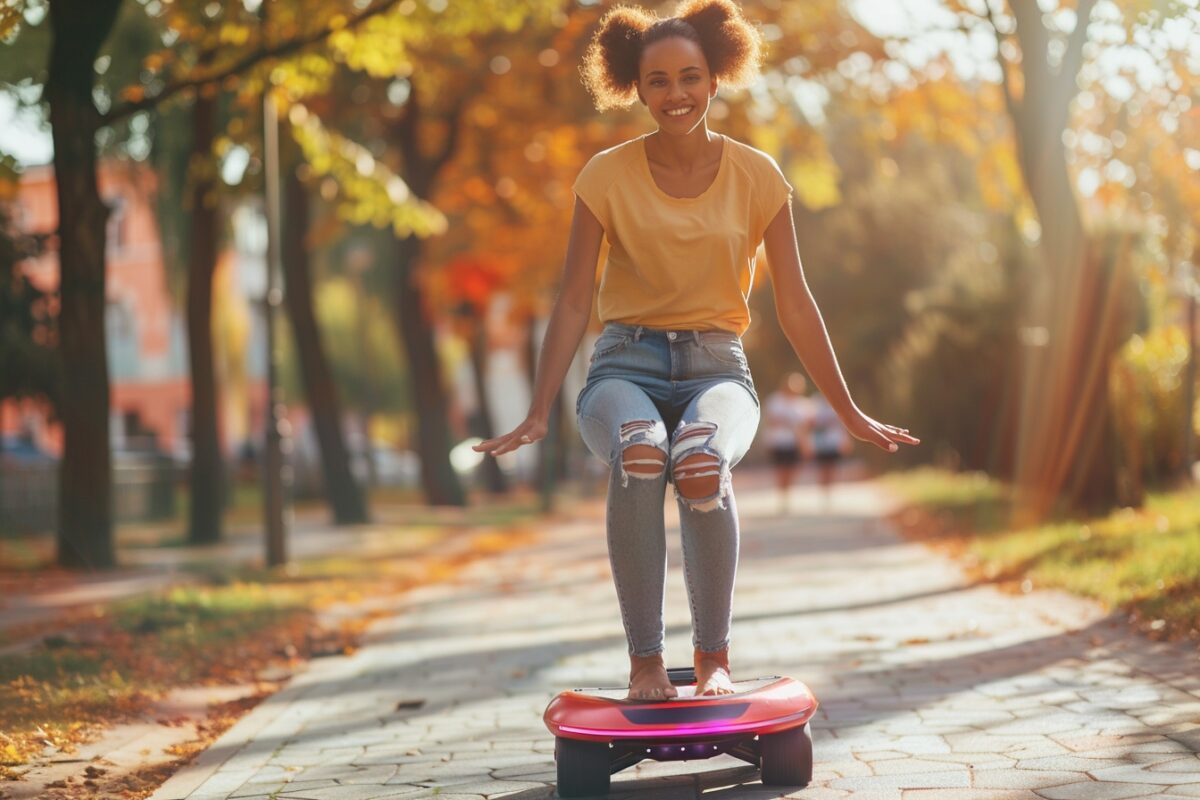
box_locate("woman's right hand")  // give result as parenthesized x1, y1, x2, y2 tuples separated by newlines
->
(472, 415, 549, 457)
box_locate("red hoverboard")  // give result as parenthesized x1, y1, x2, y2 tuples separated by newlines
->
(544, 667, 817, 797)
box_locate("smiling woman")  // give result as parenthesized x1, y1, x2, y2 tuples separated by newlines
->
(474, 0, 919, 705)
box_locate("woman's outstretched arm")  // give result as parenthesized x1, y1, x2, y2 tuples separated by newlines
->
(474, 196, 605, 457)
(762, 200, 919, 453)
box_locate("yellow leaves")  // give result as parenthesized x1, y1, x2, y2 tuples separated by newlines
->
(0, 741, 22, 765)
(120, 85, 146, 103)
(977, 140, 1024, 211)
(218, 22, 251, 46)
(289, 103, 447, 238)
(270, 55, 337, 100)
(788, 152, 842, 212)
(0, 0, 28, 42)
(328, 28, 355, 54)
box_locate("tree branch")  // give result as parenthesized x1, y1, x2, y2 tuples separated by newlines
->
(1044, 0, 1098, 139)
(1009, 0, 1051, 110)
(103, 0, 405, 125)
(431, 96, 468, 175)
(983, 0, 1023, 131)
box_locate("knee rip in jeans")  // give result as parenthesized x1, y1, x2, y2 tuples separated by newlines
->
(617, 420, 667, 487)
(671, 422, 728, 512)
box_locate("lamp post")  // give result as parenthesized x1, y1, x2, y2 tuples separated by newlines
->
(262, 86, 289, 566)
(347, 245, 376, 486)
(1181, 256, 1198, 482)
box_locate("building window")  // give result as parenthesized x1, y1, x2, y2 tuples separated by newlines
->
(106, 298, 139, 380)
(105, 195, 128, 256)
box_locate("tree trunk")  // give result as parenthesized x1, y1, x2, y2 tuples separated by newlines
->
(395, 235, 465, 506)
(525, 315, 567, 510)
(386, 87, 467, 507)
(45, 0, 123, 569)
(466, 321, 508, 494)
(993, 0, 1128, 521)
(185, 90, 224, 544)
(282, 155, 368, 523)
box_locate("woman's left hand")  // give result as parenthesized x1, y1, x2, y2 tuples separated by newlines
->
(842, 411, 920, 453)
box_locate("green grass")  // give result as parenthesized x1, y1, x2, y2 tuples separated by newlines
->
(884, 468, 1200, 638)
(0, 579, 312, 766)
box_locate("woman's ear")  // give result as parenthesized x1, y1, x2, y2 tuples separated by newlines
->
(636, 84, 646, 106)
(709, 78, 718, 99)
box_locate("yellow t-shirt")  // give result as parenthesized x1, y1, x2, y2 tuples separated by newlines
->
(573, 133, 792, 336)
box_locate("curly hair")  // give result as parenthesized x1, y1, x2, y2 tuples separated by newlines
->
(580, 0, 764, 112)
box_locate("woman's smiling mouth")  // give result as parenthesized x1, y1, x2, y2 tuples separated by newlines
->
(665, 106, 694, 117)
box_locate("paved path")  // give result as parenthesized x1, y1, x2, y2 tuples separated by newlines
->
(0, 511, 448, 646)
(149, 479, 1200, 800)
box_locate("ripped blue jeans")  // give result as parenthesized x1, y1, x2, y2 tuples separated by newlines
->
(575, 322, 760, 657)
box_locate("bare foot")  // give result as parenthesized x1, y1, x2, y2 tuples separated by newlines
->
(627, 653, 678, 701)
(695, 648, 735, 696)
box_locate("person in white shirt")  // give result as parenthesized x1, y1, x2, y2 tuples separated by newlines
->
(807, 391, 853, 504)
(763, 372, 815, 512)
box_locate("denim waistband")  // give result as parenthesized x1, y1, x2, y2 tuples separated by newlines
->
(602, 321, 740, 344)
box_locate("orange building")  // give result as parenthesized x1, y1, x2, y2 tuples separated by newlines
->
(2, 161, 267, 460)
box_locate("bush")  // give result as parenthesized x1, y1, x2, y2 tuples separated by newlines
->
(1110, 325, 1197, 498)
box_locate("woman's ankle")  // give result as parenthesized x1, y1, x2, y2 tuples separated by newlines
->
(630, 651, 665, 670)
(694, 647, 730, 670)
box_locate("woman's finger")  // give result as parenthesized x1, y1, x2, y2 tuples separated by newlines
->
(473, 434, 509, 453)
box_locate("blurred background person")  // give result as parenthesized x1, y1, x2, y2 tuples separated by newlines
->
(807, 390, 853, 507)
(762, 372, 814, 513)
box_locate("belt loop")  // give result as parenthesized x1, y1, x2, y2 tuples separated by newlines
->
(691, 330, 701, 344)
(634, 326, 643, 342)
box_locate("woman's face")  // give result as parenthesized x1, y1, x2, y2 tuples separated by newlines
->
(637, 36, 717, 133)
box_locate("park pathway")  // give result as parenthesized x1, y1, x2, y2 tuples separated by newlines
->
(149, 478, 1200, 800)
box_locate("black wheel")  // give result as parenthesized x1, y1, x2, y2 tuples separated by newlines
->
(555, 737, 610, 797)
(759, 723, 813, 787)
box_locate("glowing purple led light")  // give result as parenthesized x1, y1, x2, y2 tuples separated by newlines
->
(558, 709, 812, 740)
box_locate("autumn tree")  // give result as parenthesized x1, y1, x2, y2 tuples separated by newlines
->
(1, 0, 445, 563)
(912, 0, 1198, 518)
(748, 0, 1197, 515)
(281, 1, 566, 504)
(0, 158, 58, 411)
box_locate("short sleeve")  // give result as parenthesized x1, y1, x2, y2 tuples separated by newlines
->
(572, 153, 611, 231)
(758, 153, 793, 230)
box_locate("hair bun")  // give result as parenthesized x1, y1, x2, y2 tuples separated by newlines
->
(582, 5, 657, 111)
(677, 0, 737, 33)
(674, 0, 761, 91)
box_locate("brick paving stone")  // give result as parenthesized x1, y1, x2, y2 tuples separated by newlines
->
(780, 788, 852, 800)
(145, 482, 1200, 800)
(277, 787, 430, 800)
(871, 757, 971, 775)
(1036, 782, 1164, 799)
(241, 780, 340, 796)
(859, 750, 911, 761)
(1015, 755, 1132, 771)
(1090, 763, 1200, 785)
(904, 791, 1044, 799)
(1146, 757, 1200, 774)
(607, 786, 695, 800)
(924, 752, 1017, 769)
(829, 771, 971, 791)
(970, 769, 1085, 789)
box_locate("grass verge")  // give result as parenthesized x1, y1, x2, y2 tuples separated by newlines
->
(882, 468, 1200, 642)
(0, 511, 544, 796)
